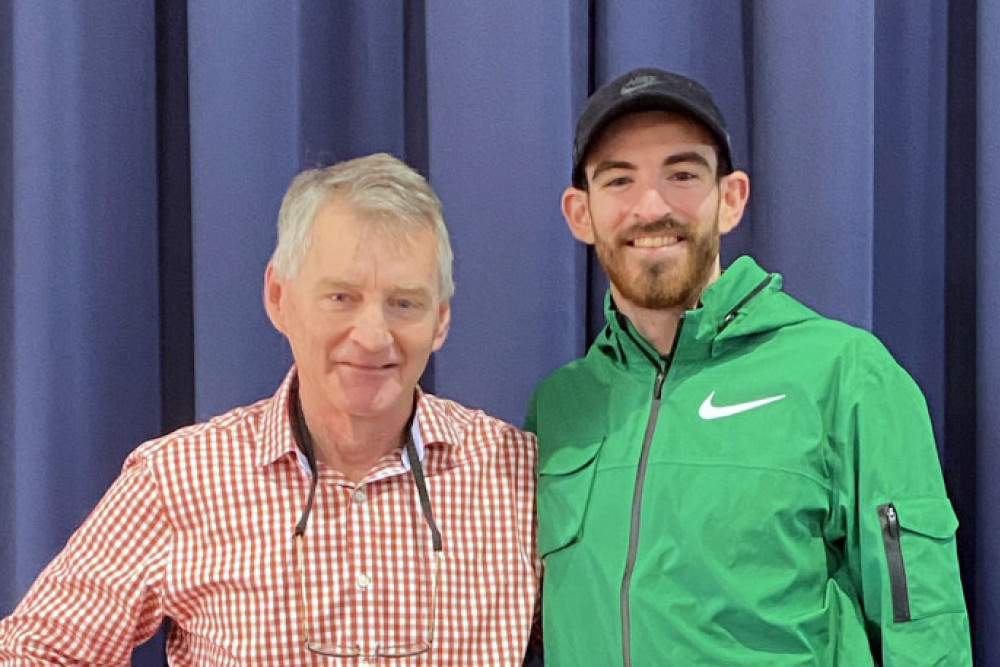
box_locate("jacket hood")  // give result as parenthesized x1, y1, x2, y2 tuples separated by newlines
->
(597, 256, 820, 366)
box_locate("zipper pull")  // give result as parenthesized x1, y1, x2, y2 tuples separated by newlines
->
(653, 370, 665, 399)
(886, 504, 899, 540)
(719, 311, 737, 331)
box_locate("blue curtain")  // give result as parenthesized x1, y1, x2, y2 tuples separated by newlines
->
(1, 1, 996, 664)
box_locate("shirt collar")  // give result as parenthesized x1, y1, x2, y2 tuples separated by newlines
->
(255, 367, 299, 469)
(291, 412, 425, 475)
(255, 368, 460, 473)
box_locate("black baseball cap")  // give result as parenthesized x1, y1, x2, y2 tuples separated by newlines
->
(572, 67, 733, 188)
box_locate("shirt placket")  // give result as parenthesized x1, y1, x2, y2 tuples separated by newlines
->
(340, 464, 416, 664)
(348, 477, 377, 660)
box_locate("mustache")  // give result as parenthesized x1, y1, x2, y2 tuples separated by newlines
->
(620, 216, 687, 243)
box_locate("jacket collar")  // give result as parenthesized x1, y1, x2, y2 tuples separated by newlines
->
(596, 256, 776, 368)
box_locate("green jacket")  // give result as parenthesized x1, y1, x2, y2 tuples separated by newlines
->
(527, 257, 970, 666)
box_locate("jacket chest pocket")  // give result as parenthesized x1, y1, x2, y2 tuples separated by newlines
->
(537, 438, 604, 557)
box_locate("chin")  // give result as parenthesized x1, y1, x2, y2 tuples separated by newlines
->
(345, 386, 410, 419)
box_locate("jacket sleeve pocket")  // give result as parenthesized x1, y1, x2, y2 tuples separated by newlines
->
(877, 496, 964, 622)
(537, 438, 603, 558)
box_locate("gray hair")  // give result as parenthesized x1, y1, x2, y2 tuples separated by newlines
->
(269, 153, 455, 299)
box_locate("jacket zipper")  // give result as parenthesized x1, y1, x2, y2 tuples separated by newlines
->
(620, 318, 684, 667)
(878, 502, 911, 622)
(616, 273, 772, 663)
(718, 274, 773, 332)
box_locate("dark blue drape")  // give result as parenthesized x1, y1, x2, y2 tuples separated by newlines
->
(1, 2, 996, 664)
(977, 0, 1000, 647)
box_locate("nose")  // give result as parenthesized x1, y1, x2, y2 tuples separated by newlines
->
(350, 304, 393, 352)
(632, 183, 672, 222)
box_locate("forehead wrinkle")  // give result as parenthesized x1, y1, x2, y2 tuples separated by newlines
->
(365, 224, 444, 298)
(311, 238, 439, 298)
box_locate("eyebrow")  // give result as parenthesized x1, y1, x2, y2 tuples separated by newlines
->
(590, 160, 634, 182)
(392, 285, 434, 299)
(315, 278, 434, 298)
(589, 150, 714, 182)
(663, 151, 712, 170)
(316, 277, 360, 290)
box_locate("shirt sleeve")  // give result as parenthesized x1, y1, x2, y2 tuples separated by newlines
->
(0, 451, 171, 665)
(838, 350, 972, 666)
(507, 425, 543, 602)
(523, 389, 538, 435)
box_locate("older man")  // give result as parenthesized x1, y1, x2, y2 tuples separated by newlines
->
(528, 68, 970, 665)
(0, 153, 540, 665)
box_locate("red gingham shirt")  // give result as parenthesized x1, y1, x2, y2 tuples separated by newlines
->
(0, 370, 540, 665)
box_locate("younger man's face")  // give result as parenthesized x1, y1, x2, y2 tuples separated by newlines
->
(563, 110, 746, 312)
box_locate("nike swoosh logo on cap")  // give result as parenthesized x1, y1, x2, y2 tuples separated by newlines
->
(698, 391, 786, 420)
(619, 75, 658, 96)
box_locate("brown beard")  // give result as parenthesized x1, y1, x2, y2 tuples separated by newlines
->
(592, 213, 720, 310)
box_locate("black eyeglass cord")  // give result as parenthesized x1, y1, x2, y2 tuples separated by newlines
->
(291, 383, 318, 538)
(405, 435, 442, 552)
(289, 381, 441, 554)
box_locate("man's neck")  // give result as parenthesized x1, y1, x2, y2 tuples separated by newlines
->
(298, 383, 413, 483)
(612, 258, 723, 356)
(613, 296, 686, 356)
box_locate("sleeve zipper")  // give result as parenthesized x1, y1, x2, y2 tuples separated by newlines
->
(877, 502, 911, 622)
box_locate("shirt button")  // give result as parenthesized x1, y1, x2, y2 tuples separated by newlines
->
(353, 487, 367, 504)
(359, 660, 373, 667)
(356, 573, 371, 589)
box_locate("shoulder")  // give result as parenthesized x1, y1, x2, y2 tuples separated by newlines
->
(124, 396, 272, 474)
(789, 313, 902, 367)
(421, 393, 534, 444)
(530, 353, 611, 425)
(421, 394, 538, 493)
(526, 356, 613, 461)
(533, 352, 606, 399)
(768, 310, 921, 403)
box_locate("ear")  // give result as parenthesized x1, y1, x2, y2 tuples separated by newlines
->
(432, 300, 451, 352)
(561, 186, 596, 244)
(717, 170, 750, 235)
(263, 263, 288, 335)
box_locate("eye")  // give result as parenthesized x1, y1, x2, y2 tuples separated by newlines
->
(388, 295, 428, 314)
(602, 175, 632, 188)
(323, 291, 357, 310)
(599, 169, 632, 189)
(669, 171, 698, 182)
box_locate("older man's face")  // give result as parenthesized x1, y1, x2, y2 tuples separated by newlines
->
(265, 198, 449, 423)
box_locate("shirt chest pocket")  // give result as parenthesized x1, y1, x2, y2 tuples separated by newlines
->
(537, 437, 604, 558)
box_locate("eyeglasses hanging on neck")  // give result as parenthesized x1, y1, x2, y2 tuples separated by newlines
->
(289, 383, 443, 660)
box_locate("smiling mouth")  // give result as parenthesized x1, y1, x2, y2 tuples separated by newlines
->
(342, 362, 397, 372)
(629, 235, 682, 248)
